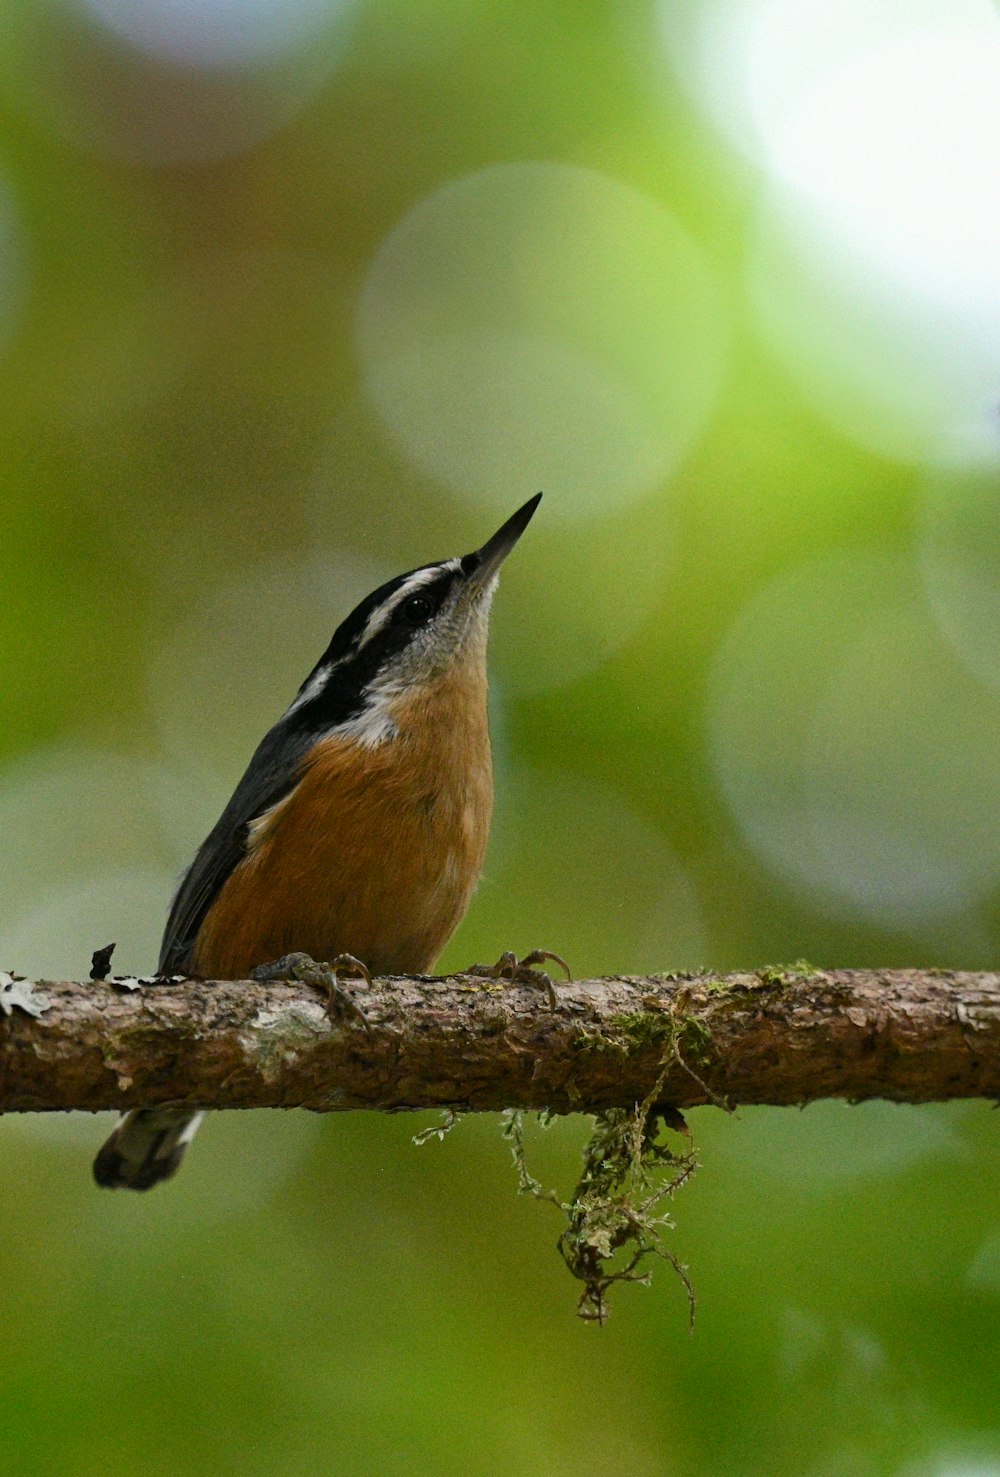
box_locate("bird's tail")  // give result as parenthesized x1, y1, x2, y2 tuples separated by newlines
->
(93, 1108, 205, 1191)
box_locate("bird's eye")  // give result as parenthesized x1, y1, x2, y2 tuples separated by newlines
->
(397, 593, 434, 626)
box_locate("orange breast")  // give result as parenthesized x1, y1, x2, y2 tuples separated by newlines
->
(192, 656, 493, 979)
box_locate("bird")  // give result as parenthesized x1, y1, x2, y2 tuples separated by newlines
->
(93, 493, 542, 1190)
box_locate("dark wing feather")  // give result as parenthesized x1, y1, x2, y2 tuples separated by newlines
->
(158, 722, 316, 974)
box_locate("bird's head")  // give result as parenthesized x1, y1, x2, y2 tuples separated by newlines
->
(285, 493, 541, 744)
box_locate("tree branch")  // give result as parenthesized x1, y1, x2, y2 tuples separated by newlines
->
(0, 966, 997, 1115)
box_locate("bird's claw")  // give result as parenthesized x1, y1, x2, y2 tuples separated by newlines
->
(466, 949, 571, 1010)
(250, 951, 373, 1031)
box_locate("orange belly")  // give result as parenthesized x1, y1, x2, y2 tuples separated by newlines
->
(192, 664, 493, 979)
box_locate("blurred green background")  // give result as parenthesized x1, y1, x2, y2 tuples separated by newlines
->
(2, 0, 1000, 1473)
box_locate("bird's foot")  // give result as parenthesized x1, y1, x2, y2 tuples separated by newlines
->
(250, 951, 373, 1032)
(465, 949, 571, 1010)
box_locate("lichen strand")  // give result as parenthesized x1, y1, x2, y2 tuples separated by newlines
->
(523, 967, 829, 1322)
(560, 1104, 697, 1325)
(502, 1090, 697, 1326)
(499, 992, 728, 1321)
(412, 1108, 463, 1146)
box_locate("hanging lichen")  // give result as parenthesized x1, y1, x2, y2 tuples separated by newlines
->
(502, 1091, 697, 1326)
(411, 1108, 464, 1146)
(417, 991, 712, 1323)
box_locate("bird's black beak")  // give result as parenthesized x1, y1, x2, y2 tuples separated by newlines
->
(463, 493, 542, 588)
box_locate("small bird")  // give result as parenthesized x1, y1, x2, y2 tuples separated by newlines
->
(94, 494, 542, 1190)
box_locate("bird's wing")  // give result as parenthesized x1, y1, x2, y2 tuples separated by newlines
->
(158, 723, 315, 974)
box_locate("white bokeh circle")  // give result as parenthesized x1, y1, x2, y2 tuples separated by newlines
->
(148, 548, 390, 790)
(0, 745, 192, 977)
(747, 20, 1000, 459)
(7, 1, 354, 166)
(310, 397, 682, 697)
(0, 739, 326, 1204)
(657, 0, 998, 179)
(920, 444, 1000, 696)
(357, 162, 726, 523)
(708, 552, 1000, 929)
(484, 494, 678, 696)
(472, 765, 707, 977)
(747, 187, 1000, 463)
(658, 0, 1000, 459)
(1, 871, 173, 982)
(78, 0, 350, 71)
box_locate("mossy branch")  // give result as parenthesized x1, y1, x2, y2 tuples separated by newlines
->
(0, 964, 997, 1114)
(5, 962, 996, 1322)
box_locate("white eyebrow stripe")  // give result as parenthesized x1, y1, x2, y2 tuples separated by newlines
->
(358, 561, 459, 649)
(282, 557, 463, 721)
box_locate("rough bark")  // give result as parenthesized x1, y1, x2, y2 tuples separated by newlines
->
(0, 966, 997, 1115)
